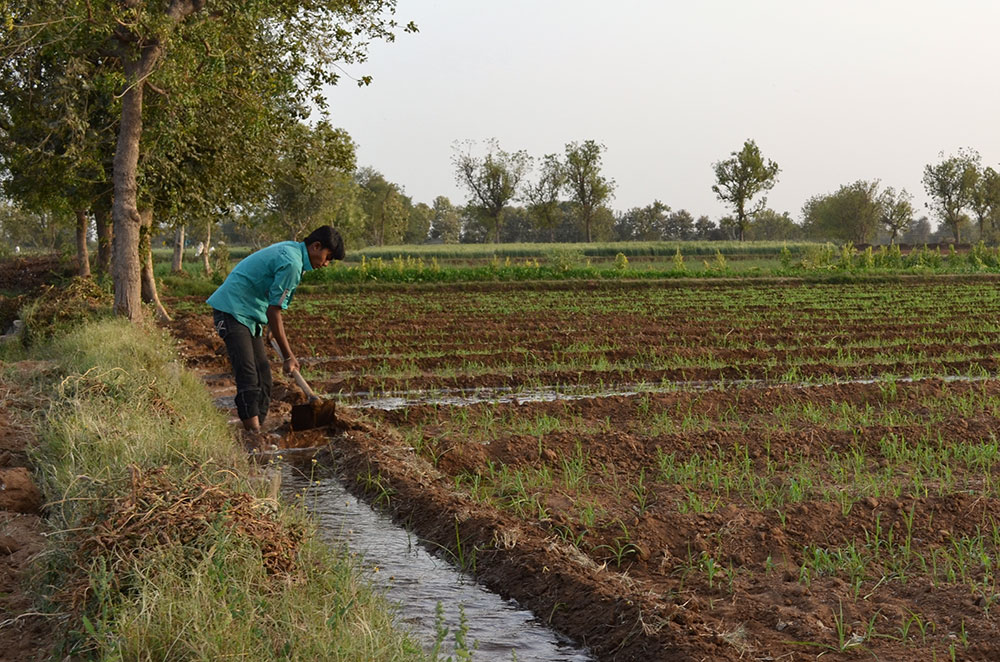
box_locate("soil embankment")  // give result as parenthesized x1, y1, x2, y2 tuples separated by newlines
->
(0, 256, 71, 662)
(0, 369, 55, 662)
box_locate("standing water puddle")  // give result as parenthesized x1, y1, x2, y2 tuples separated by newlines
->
(283, 470, 592, 661)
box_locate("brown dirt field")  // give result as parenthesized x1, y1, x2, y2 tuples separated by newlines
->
(172, 278, 1000, 398)
(167, 280, 1000, 661)
(350, 381, 1000, 661)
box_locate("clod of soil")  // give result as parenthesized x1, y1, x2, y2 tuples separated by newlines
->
(0, 468, 41, 514)
(290, 399, 338, 431)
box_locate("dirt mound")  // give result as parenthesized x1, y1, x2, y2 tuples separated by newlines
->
(0, 254, 71, 294)
(21, 277, 111, 343)
(60, 465, 304, 610)
(0, 468, 41, 514)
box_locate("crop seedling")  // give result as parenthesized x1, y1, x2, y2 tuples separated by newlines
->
(631, 468, 655, 515)
(592, 521, 641, 566)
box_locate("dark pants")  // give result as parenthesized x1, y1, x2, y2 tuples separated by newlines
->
(213, 310, 271, 424)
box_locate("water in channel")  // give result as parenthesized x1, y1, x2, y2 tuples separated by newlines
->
(283, 470, 592, 662)
(333, 374, 992, 411)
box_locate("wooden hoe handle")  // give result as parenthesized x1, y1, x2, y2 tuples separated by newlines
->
(269, 338, 318, 401)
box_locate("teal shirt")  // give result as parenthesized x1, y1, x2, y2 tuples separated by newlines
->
(207, 241, 313, 336)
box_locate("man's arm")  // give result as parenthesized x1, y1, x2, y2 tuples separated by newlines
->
(266, 305, 299, 375)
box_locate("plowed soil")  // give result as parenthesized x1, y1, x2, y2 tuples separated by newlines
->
(171, 277, 1000, 396)
(168, 278, 1000, 661)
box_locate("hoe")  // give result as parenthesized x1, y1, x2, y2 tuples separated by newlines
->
(270, 339, 338, 430)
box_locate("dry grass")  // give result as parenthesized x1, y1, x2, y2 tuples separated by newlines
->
(14, 319, 426, 661)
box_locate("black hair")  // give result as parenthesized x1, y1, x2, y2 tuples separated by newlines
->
(303, 226, 345, 261)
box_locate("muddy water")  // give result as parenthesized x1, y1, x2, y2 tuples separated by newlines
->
(283, 471, 592, 661)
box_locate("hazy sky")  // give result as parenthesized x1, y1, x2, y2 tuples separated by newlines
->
(324, 1, 1000, 223)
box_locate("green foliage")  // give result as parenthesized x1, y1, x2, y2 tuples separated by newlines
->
(780, 243, 793, 269)
(563, 140, 615, 242)
(798, 243, 836, 269)
(923, 149, 981, 243)
(358, 167, 410, 247)
(247, 122, 361, 245)
(545, 247, 585, 272)
(2, 0, 412, 319)
(351, 240, 816, 260)
(21, 277, 111, 344)
(429, 196, 461, 244)
(801, 180, 883, 244)
(838, 242, 855, 270)
(525, 154, 567, 241)
(453, 138, 532, 243)
(712, 139, 780, 241)
(673, 248, 686, 272)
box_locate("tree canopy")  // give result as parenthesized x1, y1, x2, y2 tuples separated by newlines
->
(1, 0, 411, 319)
(712, 139, 780, 242)
(564, 140, 614, 243)
(922, 149, 980, 244)
(452, 138, 531, 243)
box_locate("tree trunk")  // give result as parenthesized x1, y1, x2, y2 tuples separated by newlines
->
(94, 205, 112, 274)
(111, 50, 155, 321)
(139, 208, 172, 322)
(171, 225, 185, 273)
(202, 220, 213, 277)
(111, 2, 202, 319)
(75, 209, 91, 278)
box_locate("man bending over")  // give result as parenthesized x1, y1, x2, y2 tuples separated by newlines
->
(207, 226, 344, 442)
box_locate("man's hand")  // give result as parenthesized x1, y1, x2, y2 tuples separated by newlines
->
(283, 355, 300, 375)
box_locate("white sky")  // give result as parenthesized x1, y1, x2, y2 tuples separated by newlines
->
(323, 1, 1000, 223)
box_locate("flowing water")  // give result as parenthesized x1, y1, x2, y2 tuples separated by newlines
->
(330, 374, 992, 411)
(284, 471, 592, 661)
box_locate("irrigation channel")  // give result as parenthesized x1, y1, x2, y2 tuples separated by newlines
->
(282, 470, 592, 661)
(328, 374, 992, 411)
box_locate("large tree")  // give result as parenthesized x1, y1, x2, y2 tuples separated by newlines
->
(453, 139, 531, 243)
(922, 149, 981, 244)
(746, 209, 801, 241)
(429, 196, 460, 244)
(970, 165, 1000, 241)
(563, 140, 614, 243)
(404, 201, 433, 244)
(712, 139, 780, 242)
(266, 122, 358, 241)
(357, 167, 407, 247)
(525, 153, 566, 242)
(879, 186, 915, 244)
(613, 201, 670, 241)
(801, 180, 884, 244)
(2, 1, 409, 320)
(0, 34, 115, 277)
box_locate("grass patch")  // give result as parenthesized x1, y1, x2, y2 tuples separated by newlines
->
(10, 318, 426, 661)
